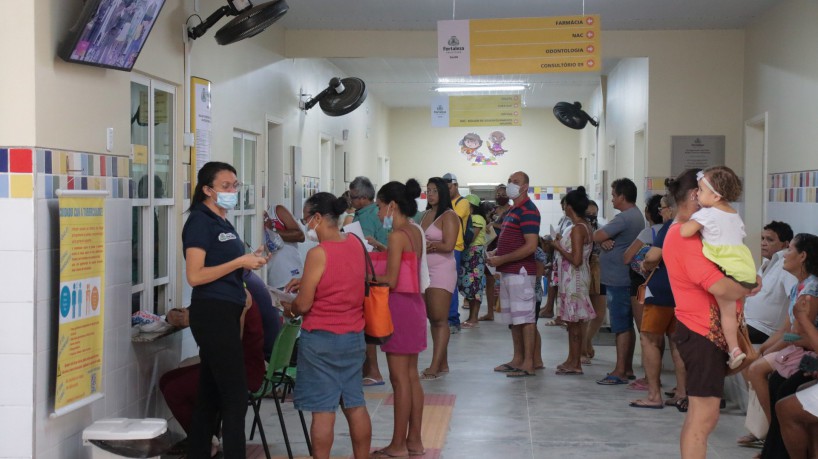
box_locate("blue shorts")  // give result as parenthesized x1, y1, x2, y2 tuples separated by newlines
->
(294, 329, 366, 412)
(605, 285, 633, 334)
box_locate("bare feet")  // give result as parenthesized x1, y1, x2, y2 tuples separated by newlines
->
(478, 314, 494, 321)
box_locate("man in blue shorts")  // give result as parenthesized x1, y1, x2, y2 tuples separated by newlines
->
(593, 178, 644, 385)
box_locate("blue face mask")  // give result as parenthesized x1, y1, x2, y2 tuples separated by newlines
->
(382, 206, 393, 230)
(215, 191, 239, 209)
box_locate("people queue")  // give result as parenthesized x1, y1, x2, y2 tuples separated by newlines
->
(172, 160, 818, 459)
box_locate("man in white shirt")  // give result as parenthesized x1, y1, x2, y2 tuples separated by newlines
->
(744, 221, 796, 344)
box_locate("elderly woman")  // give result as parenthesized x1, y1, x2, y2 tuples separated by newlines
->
(662, 168, 755, 458)
(754, 233, 818, 459)
(281, 192, 372, 459)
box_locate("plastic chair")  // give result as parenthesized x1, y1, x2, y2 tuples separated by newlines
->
(248, 319, 312, 459)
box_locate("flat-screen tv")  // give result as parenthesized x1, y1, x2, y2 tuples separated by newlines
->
(59, 0, 166, 71)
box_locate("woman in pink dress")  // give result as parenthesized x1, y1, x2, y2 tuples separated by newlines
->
(419, 177, 460, 380)
(549, 186, 596, 375)
(370, 179, 428, 458)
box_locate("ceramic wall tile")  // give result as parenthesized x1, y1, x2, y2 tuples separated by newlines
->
(0, 303, 34, 355)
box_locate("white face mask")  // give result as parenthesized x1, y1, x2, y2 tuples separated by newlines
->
(506, 182, 522, 199)
(305, 216, 319, 242)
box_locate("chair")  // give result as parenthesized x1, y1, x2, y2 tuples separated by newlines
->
(248, 319, 312, 459)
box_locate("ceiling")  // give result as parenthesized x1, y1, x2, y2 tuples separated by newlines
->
(276, 0, 780, 109)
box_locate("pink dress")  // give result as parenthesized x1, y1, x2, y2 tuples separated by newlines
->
(381, 224, 428, 354)
(424, 211, 457, 293)
(557, 224, 596, 322)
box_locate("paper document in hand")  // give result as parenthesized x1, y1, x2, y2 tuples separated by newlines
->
(267, 286, 297, 304)
(550, 224, 557, 239)
(342, 221, 375, 251)
(487, 264, 497, 275)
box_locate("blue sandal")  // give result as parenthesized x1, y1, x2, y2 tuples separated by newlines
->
(596, 375, 629, 385)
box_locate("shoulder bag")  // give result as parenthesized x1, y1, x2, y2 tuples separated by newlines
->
(352, 235, 393, 344)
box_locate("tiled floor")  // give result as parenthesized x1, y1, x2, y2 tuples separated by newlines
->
(245, 311, 756, 459)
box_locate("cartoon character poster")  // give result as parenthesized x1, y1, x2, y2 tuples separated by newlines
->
(458, 131, 507, 166)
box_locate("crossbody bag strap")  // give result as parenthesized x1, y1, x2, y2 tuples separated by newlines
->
(350, 234, 375, 295)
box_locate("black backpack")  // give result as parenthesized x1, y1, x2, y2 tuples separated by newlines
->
(456, 197, 475, 247)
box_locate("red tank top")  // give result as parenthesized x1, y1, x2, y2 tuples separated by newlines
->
(302, 235, 366, 334)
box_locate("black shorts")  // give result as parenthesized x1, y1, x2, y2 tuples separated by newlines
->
(672, 320, 727, 398)
(746, 324, 770, 345)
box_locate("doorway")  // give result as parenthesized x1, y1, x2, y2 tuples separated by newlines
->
(744, 113, 768, 261)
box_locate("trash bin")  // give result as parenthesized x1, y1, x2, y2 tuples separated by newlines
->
(82, 418, 169, 459)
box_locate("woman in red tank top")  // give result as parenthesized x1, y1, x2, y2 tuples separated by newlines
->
(280, 192, 372, 459)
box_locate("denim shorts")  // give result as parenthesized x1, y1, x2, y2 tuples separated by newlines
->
(605, 285, 633, 334)
(293, 329, 366, 412)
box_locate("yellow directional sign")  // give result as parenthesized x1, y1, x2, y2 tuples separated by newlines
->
(449, 95, 522, 127)
(438, 15, 601, 76)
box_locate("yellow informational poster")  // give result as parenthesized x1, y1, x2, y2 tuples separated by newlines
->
(54, 192, 106, 416)
(449, 95, 522, 127)
(438, 15, 601, 76)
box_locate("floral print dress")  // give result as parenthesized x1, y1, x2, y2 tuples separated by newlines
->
(557, 224, 596, 322)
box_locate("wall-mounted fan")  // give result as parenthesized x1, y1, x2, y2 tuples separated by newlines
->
(553, 101, 599, 130)
(300, 77, 368, 116)
(188, 0, 289, 45)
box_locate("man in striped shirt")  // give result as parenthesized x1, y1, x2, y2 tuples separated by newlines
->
(487, 171, 541, 378)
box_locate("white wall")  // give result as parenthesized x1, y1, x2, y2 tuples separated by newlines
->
(0, 2, 36, 145)
(387, 108, 581, 186)
(743, 0, 818, 174)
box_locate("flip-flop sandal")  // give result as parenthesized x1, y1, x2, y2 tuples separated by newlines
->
(370, 449, 410, 458)
(674, 396, 689, 413)
(627, 379, 649, 391)
(506, 370, 536, 378)
(737, 434, 761, 446)
(555, 368, 583, 375)
(461, 322, 479, 329)
(581, 357, 592, 366)
(493, 363, 519, 373)
(420, 372, 441, 381)
(629, 400, 664, 409)
(597, 375, 629, 385)
(408, 449, 426, 456)
(362, 377, 385, 387)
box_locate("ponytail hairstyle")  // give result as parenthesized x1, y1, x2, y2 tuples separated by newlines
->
(665, 169, 700, 207)
(377, 179, 422, 217)
(304, 192, 348, 222)
(188, 161, 237, 212)
(564, 186, 589, 219)
(792, 233, 818, 277)
(645, 194, 664, 225)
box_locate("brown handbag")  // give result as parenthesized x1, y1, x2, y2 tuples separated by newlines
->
(636, 269, 656, 305)
(727, 315, 759, 376)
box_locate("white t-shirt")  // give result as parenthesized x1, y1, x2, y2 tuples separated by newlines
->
(636, 223, 664, 245)
(691, 207, 746, 246)
(744, 249, 798, 336)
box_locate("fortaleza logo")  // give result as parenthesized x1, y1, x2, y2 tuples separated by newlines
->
(218, 232, 237, 242)
(443, 35, 464, 52)
(692, 138, 705, 147)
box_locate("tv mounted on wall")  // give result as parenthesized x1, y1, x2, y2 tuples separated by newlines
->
(59, 0, 166, 71)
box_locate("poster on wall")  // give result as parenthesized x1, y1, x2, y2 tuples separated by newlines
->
(457, 130, 509, 166)
(190, 76, 212, 195)
(53, 190, 108, 417)
(671, 135, 725, 176)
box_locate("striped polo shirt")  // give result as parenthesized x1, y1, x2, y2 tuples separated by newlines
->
(496, 194, 540, 274)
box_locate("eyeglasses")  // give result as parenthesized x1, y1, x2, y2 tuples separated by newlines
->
(210, 181, 243, 191)
(349, 194, 364, 200)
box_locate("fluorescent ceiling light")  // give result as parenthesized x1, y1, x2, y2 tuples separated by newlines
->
(434, 84, 527, 93)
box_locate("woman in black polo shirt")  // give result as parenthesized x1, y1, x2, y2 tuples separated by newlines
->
(182, 161, 270, 459)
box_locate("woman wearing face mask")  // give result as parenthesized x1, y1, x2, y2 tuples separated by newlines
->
(182, 161, 271, 459)
(370, 179, 429, 458)
(280, 192, 372, 459)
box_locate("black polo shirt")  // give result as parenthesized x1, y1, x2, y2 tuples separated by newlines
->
(182, 202, 246, 305)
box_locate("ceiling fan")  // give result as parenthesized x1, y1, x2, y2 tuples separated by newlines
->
(553, 101, 599, 130)
(300, 77, 368, 116)
(188, 0, 289, 45)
